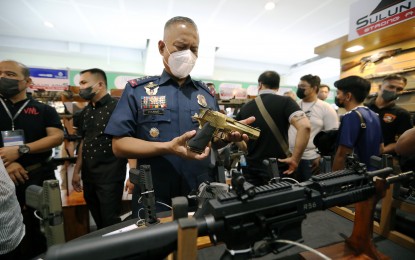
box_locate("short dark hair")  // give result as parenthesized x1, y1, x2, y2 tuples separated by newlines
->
(319, 84, 330, 91)
(80, 68, 108, 87)
(383, 74, 407, 85)
(164, 16, 198, 32)
(258, 71, 280, 89)
(301, 74, 320, 93)
(334, 75, 371, 103)
(2, 60, 30, 78)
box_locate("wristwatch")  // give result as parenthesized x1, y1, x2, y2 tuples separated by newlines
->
(18, 145, 30, 156)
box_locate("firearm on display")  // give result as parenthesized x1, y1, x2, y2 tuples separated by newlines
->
(26, 180, 65, 248)
(129, 165, 159, 226)
(44, 156, 414, 260)
(341, 46, 415, 72)
(187, 109, 260, 154)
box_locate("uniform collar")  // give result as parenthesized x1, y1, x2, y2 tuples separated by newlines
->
(159, 70, 198, 89)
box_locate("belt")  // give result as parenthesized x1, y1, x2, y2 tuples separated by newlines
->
(26, 163, 44, 172)
(25, 158, 53, 172)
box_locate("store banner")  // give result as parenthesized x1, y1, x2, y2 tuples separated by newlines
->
(29, 67, 69, 91)
(349, 0, 415, 40)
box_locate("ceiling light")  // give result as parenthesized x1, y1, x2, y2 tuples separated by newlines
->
(345, 45, 364, 52)
(43, 21, 54, 28)
(265, 1, 276, 10)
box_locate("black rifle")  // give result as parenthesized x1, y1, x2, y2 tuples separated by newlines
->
(45, 157, 414, 260)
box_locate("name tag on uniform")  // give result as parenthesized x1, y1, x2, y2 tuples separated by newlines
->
(1, 129, 25, 147)
(141, 96, 167, 115)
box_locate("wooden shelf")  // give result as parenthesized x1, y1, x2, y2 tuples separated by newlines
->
(315, 19, 415, 60)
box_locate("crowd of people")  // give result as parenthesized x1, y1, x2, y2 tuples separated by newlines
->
(1, 15, 414, 259)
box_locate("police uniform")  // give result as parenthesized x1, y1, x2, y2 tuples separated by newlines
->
(105, 70, 219, 211)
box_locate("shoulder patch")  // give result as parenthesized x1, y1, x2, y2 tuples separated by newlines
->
(195, 80, 215, 97)
(128, 75, 160, 88)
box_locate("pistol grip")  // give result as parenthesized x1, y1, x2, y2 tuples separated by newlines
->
(187, 122, 216, 154)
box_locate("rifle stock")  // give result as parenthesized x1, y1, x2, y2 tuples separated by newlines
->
(341, 60, 362, 72)
(341, 47, 415, 72)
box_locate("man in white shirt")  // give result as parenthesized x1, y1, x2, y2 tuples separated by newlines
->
(289, 74, 339, 181)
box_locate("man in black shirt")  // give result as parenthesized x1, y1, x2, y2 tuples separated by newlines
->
(72, 68, 128, 229)
(236, 71, 310, 186)
(0, 60, 64, 258)
(365, 74, 413, 170)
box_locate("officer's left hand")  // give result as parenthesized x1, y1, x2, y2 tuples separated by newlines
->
(170, 130, 210, 160)
(224, 116, 256, 143)
(0, 146, 20, 167)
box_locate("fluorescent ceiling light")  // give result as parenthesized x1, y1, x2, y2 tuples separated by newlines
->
(43, 21, 54, 28)
(345, 45, 364, 52)
(265, 2, 275, 10)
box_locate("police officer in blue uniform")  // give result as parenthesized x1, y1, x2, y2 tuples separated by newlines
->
(105, 16, 253, 216)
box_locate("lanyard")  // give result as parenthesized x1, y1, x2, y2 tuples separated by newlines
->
(0, 98, 31, 131)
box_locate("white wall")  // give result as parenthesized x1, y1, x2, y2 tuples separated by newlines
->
(0, 35, 341, 88)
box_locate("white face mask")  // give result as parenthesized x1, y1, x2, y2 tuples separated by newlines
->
(165, 46, 197, 79)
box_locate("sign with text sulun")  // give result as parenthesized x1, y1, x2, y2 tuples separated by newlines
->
(29, 68, 69, 91)
(349, 0, 415, 41)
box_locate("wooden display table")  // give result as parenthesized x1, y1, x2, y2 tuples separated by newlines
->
(61, 190, 90, 241)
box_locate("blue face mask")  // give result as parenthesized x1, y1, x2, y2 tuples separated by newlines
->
(0, 78, 21, 98)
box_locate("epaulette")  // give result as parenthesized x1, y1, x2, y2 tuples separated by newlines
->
(128, 75, 160, 88)
(195, 80, 215, 97)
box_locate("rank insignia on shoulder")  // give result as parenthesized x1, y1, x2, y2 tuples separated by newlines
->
(197, 94, 207, 108)
(207, 84, 216, 96)
(128, 75, 159, 88)
(144, 82, 159, 95)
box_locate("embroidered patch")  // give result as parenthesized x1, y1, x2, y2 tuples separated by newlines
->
(383, 113, 396, 123)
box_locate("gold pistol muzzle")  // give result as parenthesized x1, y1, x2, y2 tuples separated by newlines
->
(192, 109, 260, 140)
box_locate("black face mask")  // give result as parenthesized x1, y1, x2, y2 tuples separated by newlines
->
(381, 89, 398, 102)
(334, 97, 345, 108)
(296, 88, 306, 99)
(0, 78, 21, 99)
(79, 86, 96, 100)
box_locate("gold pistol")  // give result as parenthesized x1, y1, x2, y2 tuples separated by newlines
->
(187, 109, 260, 154)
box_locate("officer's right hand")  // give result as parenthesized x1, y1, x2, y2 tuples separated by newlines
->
(171, 130, 210, 160)
(6, 162, 29, 185)
(72, 171, 83, 192)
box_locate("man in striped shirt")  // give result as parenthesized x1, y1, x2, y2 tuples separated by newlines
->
(0, 158, 25, 259)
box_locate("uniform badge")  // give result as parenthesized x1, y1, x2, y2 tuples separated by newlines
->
(197, 94, 207, 108)
(144, 82, 159, 95)
(149, 127, 160, 138)
(383, 113, 396, 123)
